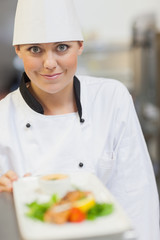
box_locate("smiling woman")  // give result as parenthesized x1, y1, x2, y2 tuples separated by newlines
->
(14, 41, 83, 114)
(0, 1, 159, 240)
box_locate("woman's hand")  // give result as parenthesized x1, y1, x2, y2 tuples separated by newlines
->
(0, 170, 18, 192)
(0, 171, 32, 192)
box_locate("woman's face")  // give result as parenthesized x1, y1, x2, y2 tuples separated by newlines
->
(15, 41, 83, 96)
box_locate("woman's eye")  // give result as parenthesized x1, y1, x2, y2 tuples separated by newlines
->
(30, 46, 41, 53)
(57, 44, 68, 52)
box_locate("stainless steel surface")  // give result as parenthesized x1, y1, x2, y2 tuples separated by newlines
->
(132, 14, 160, 179)
(0, 192, 136, 240)
(0, 192, 21, 240)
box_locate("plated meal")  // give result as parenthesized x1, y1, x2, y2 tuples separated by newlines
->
(26, 189, 114, 224)
(13, 172, 133, 240)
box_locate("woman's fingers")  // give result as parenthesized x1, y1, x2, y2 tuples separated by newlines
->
(23, 173, 31, 177)
(0, 171, 33, 192)
(0, 175, 13, 192)
(5, 170, 18, 181)
(0, 170, 18, 192)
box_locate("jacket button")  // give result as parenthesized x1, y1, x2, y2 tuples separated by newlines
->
(80, 118, 85, 123)
(26, 123, 31, 128)
(79, 162, 84, 168)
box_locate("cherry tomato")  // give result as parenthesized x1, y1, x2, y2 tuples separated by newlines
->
(68, 207, 86, 223)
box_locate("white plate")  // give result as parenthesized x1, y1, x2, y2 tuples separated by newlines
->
(13, 172, 133, 240)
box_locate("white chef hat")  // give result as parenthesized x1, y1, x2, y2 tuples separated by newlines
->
(13, 0, 83, 45)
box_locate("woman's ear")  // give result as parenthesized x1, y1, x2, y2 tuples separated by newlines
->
(14, 45, 22, 58)
(78, 41, 84, 56)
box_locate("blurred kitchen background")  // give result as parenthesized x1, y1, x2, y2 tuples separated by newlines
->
(0, 0, 160, 195)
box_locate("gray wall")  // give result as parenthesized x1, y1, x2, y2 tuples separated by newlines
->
(0, 0, 18, 92)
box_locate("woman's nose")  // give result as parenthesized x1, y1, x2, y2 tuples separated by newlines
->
(43, 52, 57, 70)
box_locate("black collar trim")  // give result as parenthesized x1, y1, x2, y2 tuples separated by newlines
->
(19, 72, 84, 123)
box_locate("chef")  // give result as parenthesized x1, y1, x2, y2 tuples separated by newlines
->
(0, 0, 159, 239)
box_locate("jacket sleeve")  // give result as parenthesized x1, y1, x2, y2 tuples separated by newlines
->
(107, 87, 160, 240)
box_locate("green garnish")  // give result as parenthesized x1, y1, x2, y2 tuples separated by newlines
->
(25, 194, 59, 221)
(87, 203, 114, 220)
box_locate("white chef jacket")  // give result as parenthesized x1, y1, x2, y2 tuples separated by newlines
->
(0, 74, 159, 240)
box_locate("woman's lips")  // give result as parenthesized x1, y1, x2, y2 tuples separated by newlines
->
(40, 72, 63, 80)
